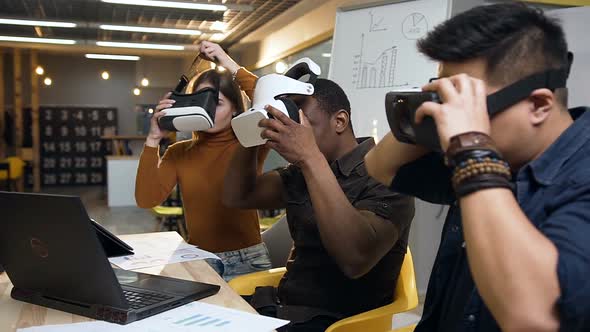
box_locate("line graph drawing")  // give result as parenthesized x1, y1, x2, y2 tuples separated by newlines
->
(352, 34, 405, 89)
(369, 11, 387, 32)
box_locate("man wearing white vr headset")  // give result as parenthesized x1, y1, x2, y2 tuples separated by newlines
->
(223, 62, 415, 331)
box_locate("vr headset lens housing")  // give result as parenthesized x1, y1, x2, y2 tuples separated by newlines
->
(157, 54, 221, 132)
(386, 53, 573, 152)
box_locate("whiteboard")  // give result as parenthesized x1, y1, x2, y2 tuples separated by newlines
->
(328, 0, 451, 140)
(550, 6, 590, 108)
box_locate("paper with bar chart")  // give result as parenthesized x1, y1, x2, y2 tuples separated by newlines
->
(137, 302, 289, 331)
(19, 302, 289, 332)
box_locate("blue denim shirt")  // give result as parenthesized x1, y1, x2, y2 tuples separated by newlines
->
(391, 107, 590, 331)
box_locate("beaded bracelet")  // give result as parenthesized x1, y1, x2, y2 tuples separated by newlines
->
(451, 157, 511, 187)
(451, 155, 512, 197)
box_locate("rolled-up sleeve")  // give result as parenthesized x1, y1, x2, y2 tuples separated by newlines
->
(354, 180, 415, 230)
(539, 183, 590, 331)
(390, 152, 454, 205)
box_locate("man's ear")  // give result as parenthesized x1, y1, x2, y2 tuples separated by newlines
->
(529, 88, 554, 126)
(333, 110, 350, 134)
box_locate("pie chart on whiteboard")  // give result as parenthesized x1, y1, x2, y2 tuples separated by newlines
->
(402, 13, 429, 40)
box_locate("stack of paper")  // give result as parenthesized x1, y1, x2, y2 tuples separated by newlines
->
(109, 232, 220, 270)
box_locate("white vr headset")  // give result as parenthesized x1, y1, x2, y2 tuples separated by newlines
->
(231, 57, 321, 147)
(158, 54, 220, 133)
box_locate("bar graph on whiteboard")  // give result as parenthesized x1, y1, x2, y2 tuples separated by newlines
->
(352, 34, 407, 89)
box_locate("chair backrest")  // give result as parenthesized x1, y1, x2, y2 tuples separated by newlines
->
(4, 157, 25, 179)
(261, 215, 293, 268)
(393, 248, 419, 310)
(0, 162, 10, 183)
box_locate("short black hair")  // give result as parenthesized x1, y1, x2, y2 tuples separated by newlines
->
(417, 3, 569, 87)
(312, 78, 353, 129)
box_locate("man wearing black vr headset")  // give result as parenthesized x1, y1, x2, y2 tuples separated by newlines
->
(366, 3, 590, 331)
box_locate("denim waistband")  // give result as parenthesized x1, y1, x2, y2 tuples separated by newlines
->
(215, 242, 268, 261)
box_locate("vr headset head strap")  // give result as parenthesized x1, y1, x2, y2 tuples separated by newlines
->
(486, 51, 573, 117)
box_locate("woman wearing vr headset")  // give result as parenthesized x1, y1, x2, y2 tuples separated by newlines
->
(135, 41, 271, 281)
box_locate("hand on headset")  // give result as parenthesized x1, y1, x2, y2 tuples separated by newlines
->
(199, 41, 241, 75)
(146, 92, 174, 147)
(259, 105, 322, 168)
(415, 74, 491, 152)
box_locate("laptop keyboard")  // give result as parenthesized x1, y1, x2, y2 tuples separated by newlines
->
(123, 289, 174, 310)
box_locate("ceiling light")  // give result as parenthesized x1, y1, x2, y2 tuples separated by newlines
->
(210, 62, 216, 69)
(210, 21, 227, 31)
(96, 41, 184, 51)
(275, 61, 287, 74)
(101, 71, 110, 80)
(35, 66, 44, 75)
(44, 77, 52, 86)
(100, 24, 201, 36)
(101, 0, 227, 11)
(209, 33, 225, 42)
(0, 18, 76, 28)
(141, 78, 149, 87)
(85, 53, 140, 61)
(322, 53, 332, 58)
(133, 88, 141, 96)
(0, 36, 75, 45)
(148, 108, 154, 114)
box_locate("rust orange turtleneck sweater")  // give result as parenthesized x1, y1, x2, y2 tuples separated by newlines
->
(135, 68, 266, 252)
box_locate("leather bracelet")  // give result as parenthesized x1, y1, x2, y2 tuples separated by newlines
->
(454, 174, 512, 197)
(445, 132, 501, 168)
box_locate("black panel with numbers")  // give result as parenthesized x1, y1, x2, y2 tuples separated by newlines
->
(35, 106, 117, 186)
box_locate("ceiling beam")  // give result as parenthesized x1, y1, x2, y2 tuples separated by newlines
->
(0, 15, 225, 34)
(0, 40, 199, 56)
(90, 0, 254, 12)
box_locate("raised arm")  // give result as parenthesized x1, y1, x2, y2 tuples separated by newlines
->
(222, 145, 286, 210)
(135, 94, 178, 208)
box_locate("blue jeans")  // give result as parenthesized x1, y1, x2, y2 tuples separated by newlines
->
(206, 243, 272, 281)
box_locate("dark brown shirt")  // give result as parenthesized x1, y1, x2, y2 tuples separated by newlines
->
(277, 138, 415, 317)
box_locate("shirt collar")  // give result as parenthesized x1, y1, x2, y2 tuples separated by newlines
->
(332, 137, 375, 177)
(525, 107, 590, 185)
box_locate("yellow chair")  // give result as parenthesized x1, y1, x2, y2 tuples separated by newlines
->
(390, 324, 417, 332)
(0, 157, 26, 191)
(151, 205, 187, 240)
(229, 248, 418, 332)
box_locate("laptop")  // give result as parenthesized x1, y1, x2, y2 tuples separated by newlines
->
(0, 192, 220, 324)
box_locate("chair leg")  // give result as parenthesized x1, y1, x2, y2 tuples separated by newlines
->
(176, 217, 188, 241)
(16, 177, 24, 192)
(154, 216, 165, 232)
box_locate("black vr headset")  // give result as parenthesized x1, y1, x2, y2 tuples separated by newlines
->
(158, 54, 220, 132)
(386, 52, 574, 152)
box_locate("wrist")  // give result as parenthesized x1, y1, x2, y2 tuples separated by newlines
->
(223, 61, 240, 76)
(299, 149, 325, 173)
